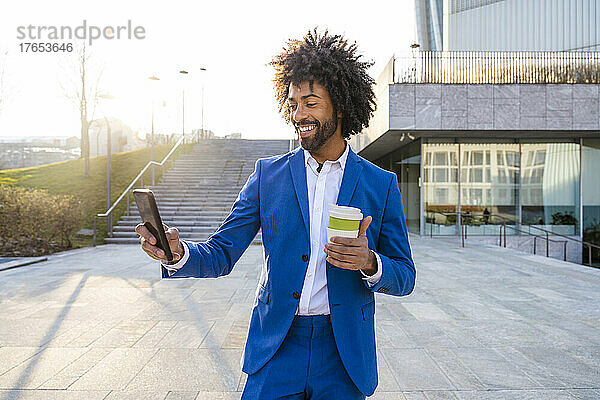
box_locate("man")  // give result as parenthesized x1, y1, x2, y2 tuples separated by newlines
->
(136, 29, 416, 399)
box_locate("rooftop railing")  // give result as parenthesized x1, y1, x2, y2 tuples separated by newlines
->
(394, 51, 600, 84)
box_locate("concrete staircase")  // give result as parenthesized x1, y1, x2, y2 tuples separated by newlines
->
(105, 139, 290, 245)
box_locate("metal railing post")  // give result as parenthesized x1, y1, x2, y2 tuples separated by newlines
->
(546, 232, 549, 257)
(107, 212, 112, 238)
(534, 236, 537, 255)
(563, 241, 567, 262)
(503, 223, 506, 247)
(127, 191, 130, 216)
(499, 224, 502, 246)
(93, 216, 97, 247)
(430, 216, 433, 238)
(589, 246, 593, 267)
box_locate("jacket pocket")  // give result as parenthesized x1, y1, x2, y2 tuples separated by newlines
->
(361, 300, 375, 321)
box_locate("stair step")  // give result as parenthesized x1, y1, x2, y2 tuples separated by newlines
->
(108, 139, 287, 245)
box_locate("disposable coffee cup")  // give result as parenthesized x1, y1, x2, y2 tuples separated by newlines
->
(328, 204, 363, 230)
(327, 204, 363, 242)
(327, 227, 359, 243)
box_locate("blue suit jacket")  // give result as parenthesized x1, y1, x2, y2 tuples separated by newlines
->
(161, 146, 416, 396)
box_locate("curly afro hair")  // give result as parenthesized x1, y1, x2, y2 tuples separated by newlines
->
(271, 28, 376, 139)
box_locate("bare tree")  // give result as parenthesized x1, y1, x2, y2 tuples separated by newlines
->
(61, 42, 102, 178)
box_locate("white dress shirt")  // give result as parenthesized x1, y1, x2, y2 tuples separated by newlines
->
(163, 143, 383, 315)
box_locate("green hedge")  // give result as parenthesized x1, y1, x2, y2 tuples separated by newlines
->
(0, 186, 84, 256)
(0, 143, 191, 255)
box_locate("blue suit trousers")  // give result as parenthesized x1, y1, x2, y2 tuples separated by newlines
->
(241, 315, 366, 400)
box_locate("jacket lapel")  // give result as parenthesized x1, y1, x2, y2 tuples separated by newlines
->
(288, 148, 310, 238)
(336, 146, 363, 207)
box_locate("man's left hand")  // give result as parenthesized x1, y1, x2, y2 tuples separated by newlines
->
(324, 216, 377, 275)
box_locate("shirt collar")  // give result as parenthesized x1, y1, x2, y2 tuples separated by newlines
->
(303, 141, 350, 173)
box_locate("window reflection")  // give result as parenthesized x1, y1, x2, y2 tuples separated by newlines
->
(522, 143, 579, 234)
(424, 144, 459, 235)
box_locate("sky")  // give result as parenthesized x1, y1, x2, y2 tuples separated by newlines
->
(0, 0, 416, 141)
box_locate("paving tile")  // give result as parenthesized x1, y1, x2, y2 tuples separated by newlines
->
(125, 348, 242, 391)
(424, 391, 459, 399)
(221, 320, 249, 349)
(68, 348, 158, 390)
(402, 392, 428, 400)
(381, 348, 455, 391)
(403, 303, 453, 321)
(447, 347, 538, 390)
(491, 346, 567, 388)
(375, 349, 401, 392)
(0, 348, 89, 389)
(368, 392, 408, 399)
(165, 391, 200, 400)
(514, 346, 600, 388)
(455, 389, 577, 399)
(568, 389, 600, 399)
(88, 320, 157, 348)
(194, 393, 241, 400)
(0, 347, 44, 376)
(133, 320, 178, 348)
(37, 348, 113, 390)
(0, 390, 109, 400)
(103, 390, 168, 400)
(157, 320, 215, 348)
(425, 348, 485, 390)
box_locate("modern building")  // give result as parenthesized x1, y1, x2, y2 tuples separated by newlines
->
(415, 0, 600, 51)
(351, 1, 600, 264)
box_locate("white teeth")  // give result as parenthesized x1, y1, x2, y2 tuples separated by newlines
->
(299, 125, 315, 132)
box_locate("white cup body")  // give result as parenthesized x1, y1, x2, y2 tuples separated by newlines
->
(326, 227, 359, 243)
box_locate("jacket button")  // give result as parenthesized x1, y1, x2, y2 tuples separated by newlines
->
(302, 254, 309, 262)
(293, 291, 300, 300)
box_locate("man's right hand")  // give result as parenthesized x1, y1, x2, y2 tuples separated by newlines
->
(135, 223, 184, 263)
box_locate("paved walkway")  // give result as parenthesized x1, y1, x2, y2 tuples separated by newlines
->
(0, 237, 599, 400)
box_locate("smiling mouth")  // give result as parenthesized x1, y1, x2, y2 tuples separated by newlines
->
(297, 123, 317, 136)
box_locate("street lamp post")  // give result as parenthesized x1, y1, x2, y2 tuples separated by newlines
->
(148, 75, 160, 186)
(179, 68, 207, 143)
(199, 67, 207, 140)
(179, 70, 188, 143)
(104, 116, 111, 232)
(98, 93, 116, 237)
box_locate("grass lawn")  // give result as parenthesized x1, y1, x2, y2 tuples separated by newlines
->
(0, 143, 192, 248)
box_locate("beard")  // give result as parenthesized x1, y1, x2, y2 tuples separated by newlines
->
(296, 111, 338, 152)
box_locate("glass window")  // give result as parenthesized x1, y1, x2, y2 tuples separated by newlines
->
(389, 140, 421, 235)
(424, 143, 459, 235)
(582, 139, 600, 264)
(434, 152, 447, 166)
(461, 143, 519, 223)
(470, 168, 483, 182)
(498, 169, 507, 183)
(521, 143, 579, 235)
(434, 169, 448, 182)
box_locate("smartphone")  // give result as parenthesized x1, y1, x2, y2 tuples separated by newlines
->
(132, 189, 174, 262)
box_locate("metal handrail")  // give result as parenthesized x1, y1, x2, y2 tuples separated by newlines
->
(93, 135, 186, 246)
(426, 210, 599, 266)
(500, 223, 568, 261)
